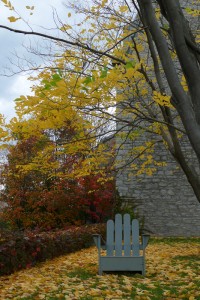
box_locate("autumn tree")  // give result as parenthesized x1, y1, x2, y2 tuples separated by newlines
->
(0, 0, 200, 203)
(0, 135, 55, 229)
(0, 109, 115, 229)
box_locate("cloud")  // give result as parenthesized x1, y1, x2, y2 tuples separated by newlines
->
(0, 96, 16, 121)
(0, 0, 68, 120)
(0, 74, 32, 120)
(10, 74, 32, 96)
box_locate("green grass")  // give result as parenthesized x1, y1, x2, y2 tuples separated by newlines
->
(149, 236, 200, 244)
(67, 268, 95, 280)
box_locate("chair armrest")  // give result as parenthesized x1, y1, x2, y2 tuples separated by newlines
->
(92, 234, 106, 250)
(93, 234, 101, 249)
(142, 234, 150, 249)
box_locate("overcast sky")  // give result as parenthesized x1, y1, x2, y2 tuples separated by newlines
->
(0, 0, 74, 121)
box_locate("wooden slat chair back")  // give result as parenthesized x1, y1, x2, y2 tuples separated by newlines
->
(93, 213, 150, 275)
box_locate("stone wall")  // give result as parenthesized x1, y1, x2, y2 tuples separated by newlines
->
(116, 133, 200, 236)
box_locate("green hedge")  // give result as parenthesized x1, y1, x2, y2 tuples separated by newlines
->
(0, 224, 106, 276)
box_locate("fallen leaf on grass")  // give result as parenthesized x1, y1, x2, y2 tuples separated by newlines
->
(0, 239, 199, 299)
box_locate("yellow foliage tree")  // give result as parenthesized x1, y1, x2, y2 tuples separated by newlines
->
(0, 0, 200, 202)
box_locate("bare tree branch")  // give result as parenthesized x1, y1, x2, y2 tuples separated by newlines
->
(0, 25, 125, 65)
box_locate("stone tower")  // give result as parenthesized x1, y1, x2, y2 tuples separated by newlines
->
(116, 0, 200, 236)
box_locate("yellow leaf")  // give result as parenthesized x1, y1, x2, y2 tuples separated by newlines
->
(153, 91, 173, 108)
(101, 0, 108, 6)
(60, 24, 72, 31)
(8, 16, 20, 22)
(25, 5, 34, 10)
(119, 5, 128, 13)
(1, 0, 14, 10)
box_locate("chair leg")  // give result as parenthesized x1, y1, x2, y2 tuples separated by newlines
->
(142, 267, 145, 276)
(99, 266, 103, 275)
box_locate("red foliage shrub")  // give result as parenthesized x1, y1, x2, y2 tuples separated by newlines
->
(0, 224, 106, 276)
(0, 136, 115, 229)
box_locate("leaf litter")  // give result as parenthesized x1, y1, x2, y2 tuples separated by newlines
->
(0, 239, 200, 299)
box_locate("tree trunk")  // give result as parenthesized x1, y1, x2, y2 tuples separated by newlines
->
(136, 0, 200, 203)
(138, 0, 200, 164)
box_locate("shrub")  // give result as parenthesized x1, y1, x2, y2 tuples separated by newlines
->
(0, 224, 106, 276)
(0, 136, 115, 230)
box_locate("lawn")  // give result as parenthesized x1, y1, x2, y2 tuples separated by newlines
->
(0, 238, 199, 300)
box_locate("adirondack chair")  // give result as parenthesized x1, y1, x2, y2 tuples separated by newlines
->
(93, 214, 150, 275)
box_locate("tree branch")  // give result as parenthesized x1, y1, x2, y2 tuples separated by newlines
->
(0, 25, 125, 65)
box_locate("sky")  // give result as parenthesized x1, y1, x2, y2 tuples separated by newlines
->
(0, 0, 73, 121)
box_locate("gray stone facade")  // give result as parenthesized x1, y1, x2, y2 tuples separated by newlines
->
(116, 135, 200, 236)
(116, 0, 200, 236)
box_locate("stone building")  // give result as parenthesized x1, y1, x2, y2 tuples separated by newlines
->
(116, 1, 200, 236)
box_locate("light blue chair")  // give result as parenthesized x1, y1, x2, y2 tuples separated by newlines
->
(93, 214, 150, 275)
